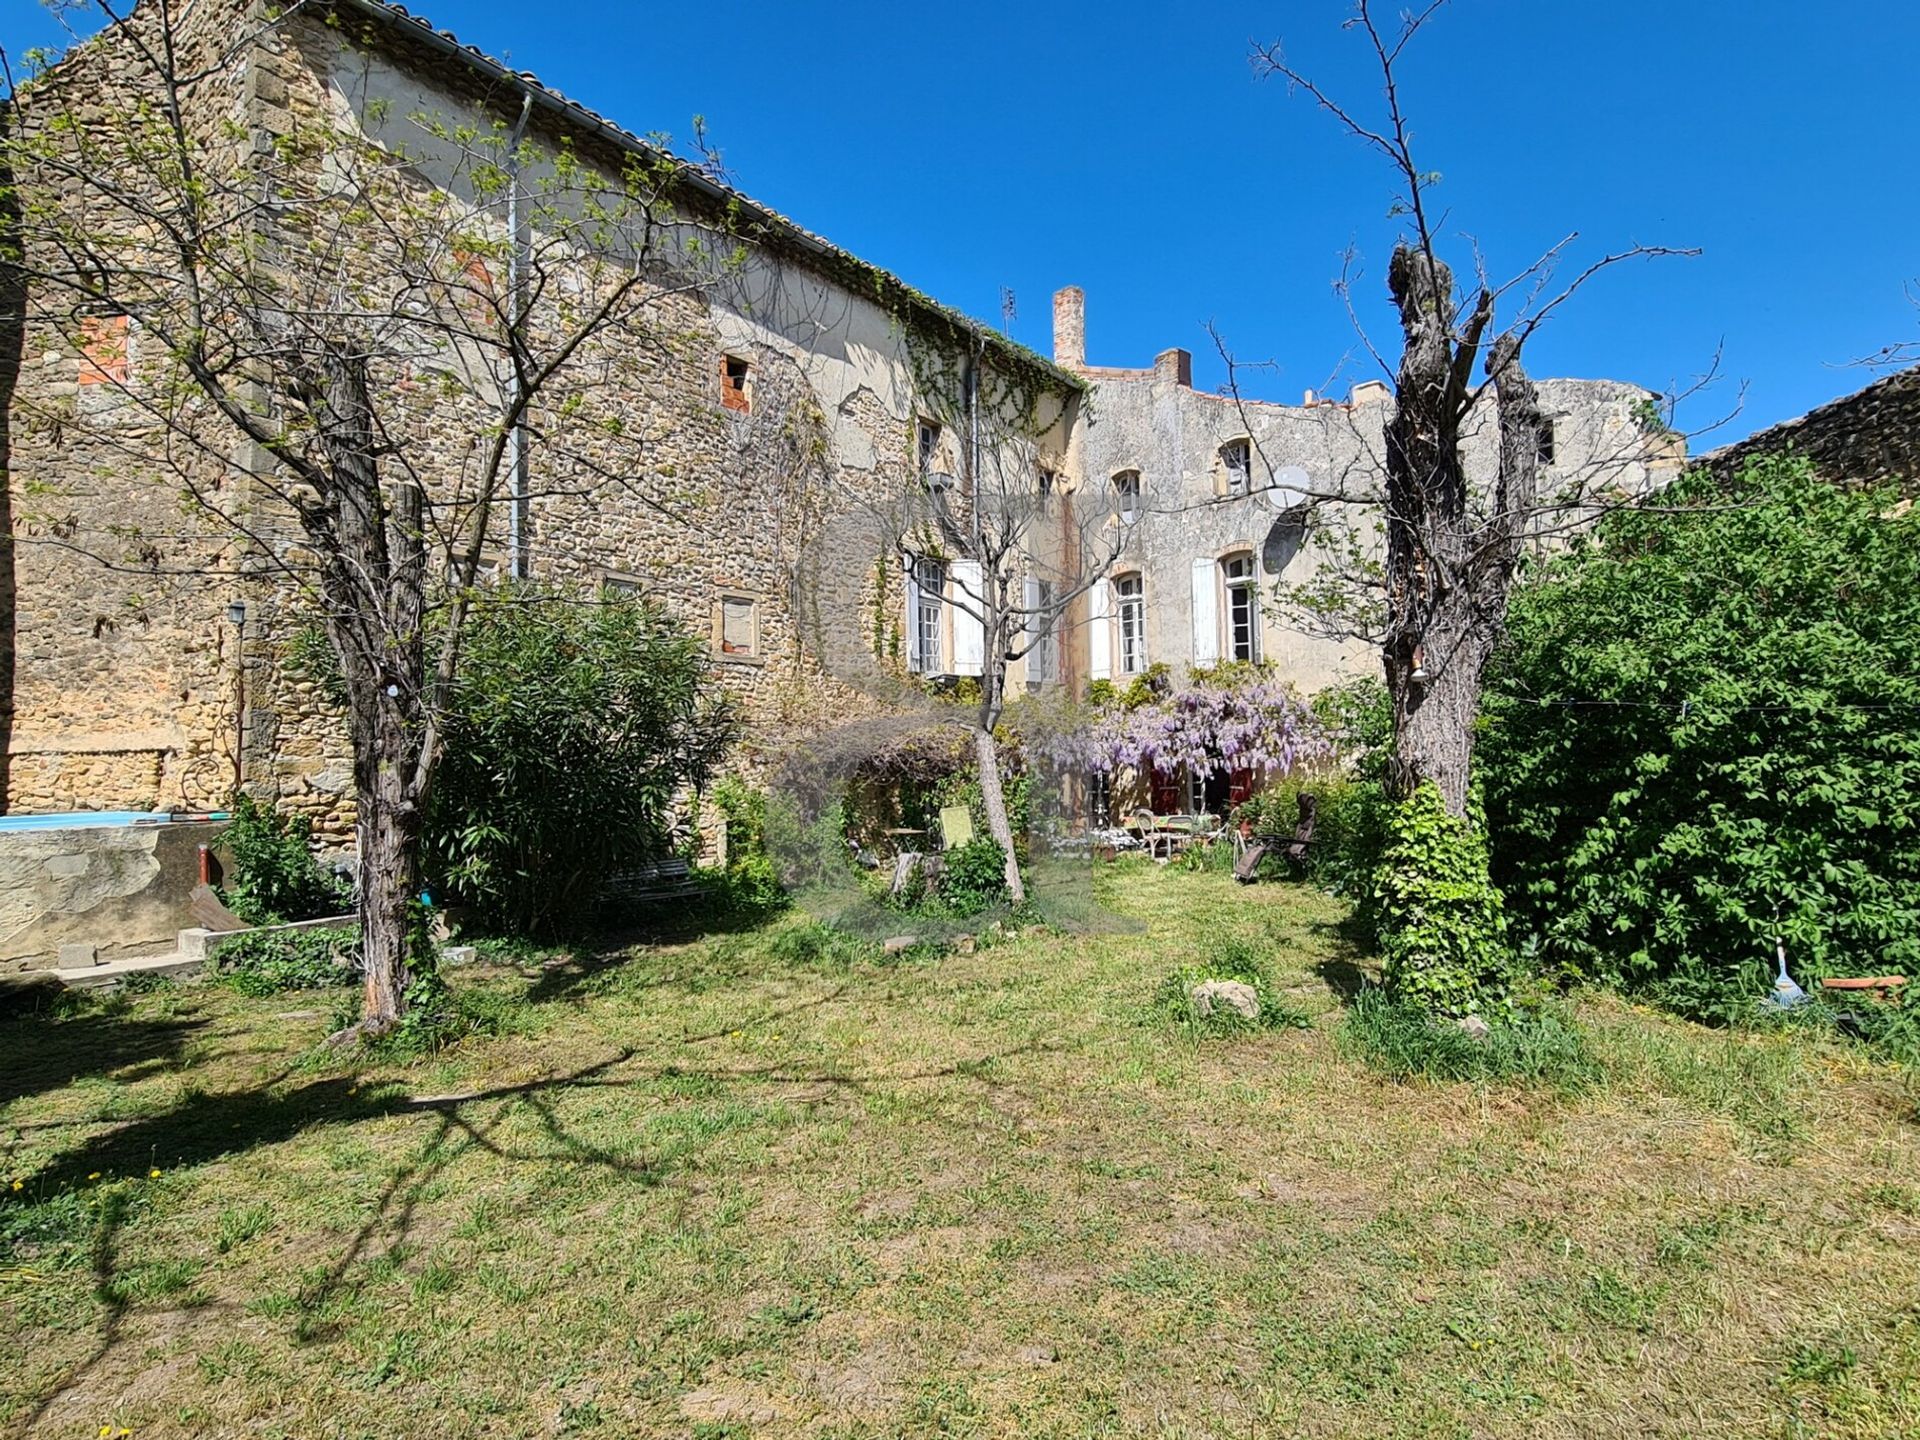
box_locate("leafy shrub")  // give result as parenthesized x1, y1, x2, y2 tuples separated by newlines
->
(1154, 937, 1314, 1034)
(1176, 836, 1236, 873)
(1339, 988, 1601, 1091)
(219, 795, 349, 925)
(706, 778, 788, 919)
(1241, 773, 1391, 899)
(1373, 783, 1512, 1020)
(939, 837, 1012, 916)
(214, 925, 359, 996)
(1483, 456, 1920, 1022)
(428, 585, 737, 938)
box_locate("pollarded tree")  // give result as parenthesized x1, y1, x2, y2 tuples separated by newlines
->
(1, 1, 773, 1036)
(1249, 1, 1696, 820)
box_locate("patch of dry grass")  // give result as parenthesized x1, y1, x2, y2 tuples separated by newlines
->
(3, 867, 1916, 1438)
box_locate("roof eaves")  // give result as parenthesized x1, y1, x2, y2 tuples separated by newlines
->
(331, 0, 1083, 394)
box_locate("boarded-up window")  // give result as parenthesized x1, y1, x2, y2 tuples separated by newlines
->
(721, 356, 751, 413)
(78, 315, 129, 386)
(718, 593, 758, 658)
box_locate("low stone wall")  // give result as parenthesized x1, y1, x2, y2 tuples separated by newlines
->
(0, 818, 229, 972)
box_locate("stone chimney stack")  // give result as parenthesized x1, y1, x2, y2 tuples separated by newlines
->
(1052, 286, 1085, 369)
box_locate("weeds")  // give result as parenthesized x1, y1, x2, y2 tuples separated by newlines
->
(1339, 988, 1602, 1092)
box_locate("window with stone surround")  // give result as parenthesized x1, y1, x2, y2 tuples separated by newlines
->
(1221, 552, 1260, 663)
(1220, 438, 1253, 497)
(1113, 469, 1142, 525)
(714, 591, 761, 661)
(1537, 419, 1557, 466)
(602, 572, 643, 597)
(721, 355, 752, 413)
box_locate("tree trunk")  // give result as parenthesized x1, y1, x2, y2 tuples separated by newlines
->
(1379, 244, 1541, 820)
(354, 707, 423, 1027)
(305, 349, 431, 1036)
(973, 723, 1026, 906)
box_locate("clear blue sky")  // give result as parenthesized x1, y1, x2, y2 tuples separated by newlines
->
(7, 0, 1916, 443)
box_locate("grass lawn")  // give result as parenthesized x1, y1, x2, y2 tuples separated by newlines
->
(4, 865, 1918, 1438)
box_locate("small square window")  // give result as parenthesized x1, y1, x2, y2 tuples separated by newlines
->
(716, 592, 759, 659)
(721, 355, 752, 413)
(602, 572, 643, 597)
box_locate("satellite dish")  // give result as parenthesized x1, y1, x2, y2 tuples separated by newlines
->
(1266, 465, 1310, 512)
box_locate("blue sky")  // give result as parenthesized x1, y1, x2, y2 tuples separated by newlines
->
(7, 0, 1916, 443)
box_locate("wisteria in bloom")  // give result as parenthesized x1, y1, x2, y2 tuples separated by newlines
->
(1050, 678, 1330, 783)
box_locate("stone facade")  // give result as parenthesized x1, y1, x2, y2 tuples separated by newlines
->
(2, 0, 1678, 845)
(1054, 287, 1685, 694)
(1703, 364, 1920, 489)
(2, 0, 1079, 837)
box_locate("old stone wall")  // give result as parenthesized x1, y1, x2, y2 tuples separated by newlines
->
(2, 0, 253, 819)
(1703, 364, 1920, 489)
(5, 0, 1081, 842)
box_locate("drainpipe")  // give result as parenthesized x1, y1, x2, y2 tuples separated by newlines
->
(504, 92, 533, 579)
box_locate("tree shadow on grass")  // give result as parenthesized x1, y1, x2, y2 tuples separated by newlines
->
(16, 1038, 1057, 1424)
(1307, 917, 1379, 1006)
(0, 996, 211, 1112)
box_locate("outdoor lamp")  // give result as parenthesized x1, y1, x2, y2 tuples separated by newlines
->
(226, 600, 247, 628)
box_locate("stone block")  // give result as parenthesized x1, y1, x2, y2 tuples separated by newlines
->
(58, 942, 100, 968)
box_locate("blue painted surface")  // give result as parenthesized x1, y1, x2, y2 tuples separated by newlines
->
(0, 811, 177, 832)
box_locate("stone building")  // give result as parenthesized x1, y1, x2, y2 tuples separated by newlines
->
(1052, 286, 1683, 707)
(0, 0, 1080, 838)
(1, 0, 1680, 847)
(1702, 364, 1920, 489)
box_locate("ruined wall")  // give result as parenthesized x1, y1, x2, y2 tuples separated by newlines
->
(1704, 364, 1920, 489)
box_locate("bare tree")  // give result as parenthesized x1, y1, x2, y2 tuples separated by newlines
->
(2, 1, 766, 1036)
(1251, 1, 1696, 816)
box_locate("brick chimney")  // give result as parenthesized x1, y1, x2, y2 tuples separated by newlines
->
(1052, 286, 1085, 369)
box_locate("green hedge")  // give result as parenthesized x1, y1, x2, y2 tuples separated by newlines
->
(1483, 456, 1920, 1021)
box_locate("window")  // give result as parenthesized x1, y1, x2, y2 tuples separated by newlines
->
(714, 592, 760, 660)
(916, 418, 942, 474)
(1025, 577, 1057, 690)
(1114, 572, 1146, 676)
(1536, 420, 1556, 466)
(601, 572, 643, 598)
(720, 355, 751, 413)
(910, 555, 944, 674)
(77, 314, 130, 386)
(1037, 466, 1057, 511)
(1222, 552, 1260, 663)
(1220, 438, 1252, 496)
(1113, 469, 1141, 525)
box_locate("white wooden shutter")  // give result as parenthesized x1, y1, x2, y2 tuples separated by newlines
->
(905, 559, 924, 673)
(1190, 557, 1219, 666)
(1023, 576, 1042, 687)
(1089, 579, 1112, 681)
(950, 559, 985, 677)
